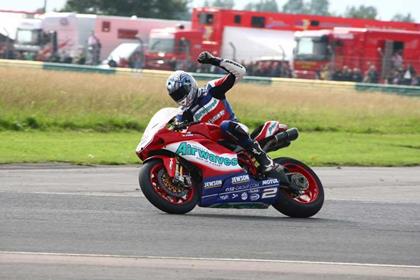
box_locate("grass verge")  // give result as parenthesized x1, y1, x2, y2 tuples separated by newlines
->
(1, 67, 420, 134)
(1, 131, 419, 166)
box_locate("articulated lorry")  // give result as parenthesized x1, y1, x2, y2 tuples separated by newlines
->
(14, 13, 96, 61)
(145, 7, 420, 70)
(13, 12, 189, 62)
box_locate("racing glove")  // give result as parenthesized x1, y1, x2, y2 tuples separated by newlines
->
(197, 51, 221, 66)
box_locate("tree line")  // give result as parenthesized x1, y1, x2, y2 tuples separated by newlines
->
(61, 0, 416, 22)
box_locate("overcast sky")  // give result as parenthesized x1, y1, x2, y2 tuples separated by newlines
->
(1, 0, 419, 22)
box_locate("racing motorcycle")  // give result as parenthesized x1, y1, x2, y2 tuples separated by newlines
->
(136, 108, 324, 218)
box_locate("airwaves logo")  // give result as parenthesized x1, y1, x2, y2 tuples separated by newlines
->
(175, 142, 238, 167)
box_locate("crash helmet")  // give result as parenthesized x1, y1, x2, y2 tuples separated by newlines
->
(166, 71, 198, 107)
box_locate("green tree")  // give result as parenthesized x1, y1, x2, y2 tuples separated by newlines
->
(308, 0, 330, 16)
(282, 0, 307, 14)
(205, 0, 235, 9)
(344, 5, 378, 19)
(392, 13, 415, 22)
(61, 0, 190, 20)
(245, 0, 279, 12)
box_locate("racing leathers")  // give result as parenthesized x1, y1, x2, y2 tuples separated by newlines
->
(175, 52, 276, 173)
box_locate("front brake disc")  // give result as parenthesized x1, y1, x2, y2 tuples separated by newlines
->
(157, 169, 188, 198)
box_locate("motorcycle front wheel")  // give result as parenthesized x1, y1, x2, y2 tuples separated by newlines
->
(272, 157, 324, 218)
(139, 159, 199, 214)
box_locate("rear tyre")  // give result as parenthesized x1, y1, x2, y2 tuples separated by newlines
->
(139, 159, 198, 214)
(272, 157, 324, 218)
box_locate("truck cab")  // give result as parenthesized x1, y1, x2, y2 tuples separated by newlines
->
(14, 18, 44, 54)
(145, 26, 204, 70)
(294, 28, 420, 82)
(293, 30, 333, 79)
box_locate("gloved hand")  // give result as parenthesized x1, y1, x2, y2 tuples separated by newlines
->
(171, 120, 189, 131)
(197, 51, 221, 66)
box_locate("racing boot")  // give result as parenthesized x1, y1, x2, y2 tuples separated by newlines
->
(250, 141, 304, 195)
(249, 141, 277, 173)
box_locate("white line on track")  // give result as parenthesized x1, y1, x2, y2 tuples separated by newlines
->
(1, 251, 419, 268)
(1, 251, 420, 278)
(0, 190, 142, 197)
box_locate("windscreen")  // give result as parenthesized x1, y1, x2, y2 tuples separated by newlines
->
(295, 36, 329, 61)
(136, 107, 181, 153)
(149, 37, 175, 53)
(16, 28, 41, 45)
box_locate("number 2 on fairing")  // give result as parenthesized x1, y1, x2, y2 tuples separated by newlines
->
(262, 187, 277, 199)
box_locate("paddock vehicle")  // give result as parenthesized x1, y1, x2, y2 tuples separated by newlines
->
(136, 108, 324, 217)
(294, 28, 420, 80)
(14, 13, 96, 61)
(13, 12, 189, 61)
(145, 7, 420, 70)
(102, 42, 143, 68)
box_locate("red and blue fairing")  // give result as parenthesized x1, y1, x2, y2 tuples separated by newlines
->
(136, 108, 284, 207)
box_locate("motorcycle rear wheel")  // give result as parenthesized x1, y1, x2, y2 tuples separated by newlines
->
(139, 159, 198, 214)
(272, 157, 324, 218)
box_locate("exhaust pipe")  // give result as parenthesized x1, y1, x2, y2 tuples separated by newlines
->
(262, 128, 299, 152)
(274, 128, 299, 143)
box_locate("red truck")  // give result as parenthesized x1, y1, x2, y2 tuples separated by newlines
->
(294, 28, 420, 82)
(145, 7, 420, 70)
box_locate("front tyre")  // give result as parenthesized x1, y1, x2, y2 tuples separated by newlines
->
(272, 157, 324, 218)
(139, 159, 198, 214)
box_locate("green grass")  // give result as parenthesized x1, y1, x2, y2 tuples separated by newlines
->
(1, 131, 419, 166)
(1, 67, 420, 134)
(1, 66, 419, 166)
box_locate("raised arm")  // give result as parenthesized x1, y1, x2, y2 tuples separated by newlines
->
(197, 51, 246, 98)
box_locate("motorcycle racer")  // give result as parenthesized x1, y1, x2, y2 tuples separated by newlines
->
(166, 51, 277, 173)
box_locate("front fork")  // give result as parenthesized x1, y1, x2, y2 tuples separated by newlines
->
(158, 156, 192, 187)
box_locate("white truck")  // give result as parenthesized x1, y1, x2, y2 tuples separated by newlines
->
(14, 13, 96, 61)
(94, 16, 190, 61)
(13, 12, 190, 63)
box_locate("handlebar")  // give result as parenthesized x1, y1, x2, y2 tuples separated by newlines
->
(171, 121, 201, 131)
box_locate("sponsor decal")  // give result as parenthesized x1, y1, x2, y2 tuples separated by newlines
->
(231, 175, 250, 185)
(250, 193, 260, 201)
(225, 186, 235, 192)
(231, 193, 239, 199)
(262, 178, 279, 186)
(194, 98, 219, 121)
(175, 142, 238, 167)
(224, 59, 244, 69)
(204, 180, 223, 189)
(208, 110, 225, 124)
(241, 192, 248, 201)
(219, 194, 229, 200)
(225, 185, 249, 192)
(249, 188, 260, 194)
(182, 132, 193, 137)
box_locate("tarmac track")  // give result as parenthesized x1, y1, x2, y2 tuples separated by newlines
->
(0, 165, 419, 279)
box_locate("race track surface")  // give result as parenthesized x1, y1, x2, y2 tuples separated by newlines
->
(0, 165, 419, 279)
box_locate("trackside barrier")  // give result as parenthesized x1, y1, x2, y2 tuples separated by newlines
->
(1, 59, 420, 96)
(271, 77, 355, 93)
(43, 62, 116, 74)
(355, 83, 420, 97)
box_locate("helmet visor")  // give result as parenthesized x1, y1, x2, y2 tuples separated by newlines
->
(169, 84, 190, 102)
